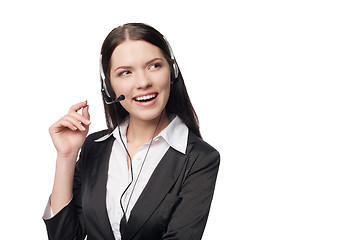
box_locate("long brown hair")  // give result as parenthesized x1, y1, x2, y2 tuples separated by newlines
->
(100, 23, 201, 138)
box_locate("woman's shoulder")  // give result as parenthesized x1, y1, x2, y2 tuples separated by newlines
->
(78, 129, 114, 161)
(186, 131, 220, 174)
(81, 129, 113, 150)
(85, 129, 110, 142)
(189, 131, 220, 158)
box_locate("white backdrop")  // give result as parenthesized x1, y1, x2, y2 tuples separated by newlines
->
(0, 0, 359, 239)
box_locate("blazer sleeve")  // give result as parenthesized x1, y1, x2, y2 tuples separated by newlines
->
(162, 146, 220, 240)
(43, 147, 87, 240)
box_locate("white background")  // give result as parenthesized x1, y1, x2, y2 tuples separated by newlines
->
(0, 0, 359, 239)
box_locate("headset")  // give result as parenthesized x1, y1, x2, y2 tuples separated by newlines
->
(100, 36, 179, 105)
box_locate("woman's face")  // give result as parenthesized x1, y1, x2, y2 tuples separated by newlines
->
(109, 40, 171, 122)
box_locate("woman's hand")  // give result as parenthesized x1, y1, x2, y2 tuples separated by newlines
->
(49, 101, 91, 159)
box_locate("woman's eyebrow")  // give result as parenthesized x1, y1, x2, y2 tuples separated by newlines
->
(113, 65, 132, 73)
(145, 57, 163, 66)
(113, 58, 163, 73)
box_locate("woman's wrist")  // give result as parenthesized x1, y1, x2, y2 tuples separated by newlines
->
(56, 151, 79, 163)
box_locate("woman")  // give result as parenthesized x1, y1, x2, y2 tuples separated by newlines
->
(43, 23, 220, 240)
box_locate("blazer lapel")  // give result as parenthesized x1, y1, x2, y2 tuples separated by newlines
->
(125, 133, 197, 239)
(82, 136, 116, 240)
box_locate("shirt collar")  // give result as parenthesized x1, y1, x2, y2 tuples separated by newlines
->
(94, 115, 189, 154)
(157, 115, 189, 154)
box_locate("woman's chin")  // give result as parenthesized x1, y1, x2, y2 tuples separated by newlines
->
(129, 108, 167, 123)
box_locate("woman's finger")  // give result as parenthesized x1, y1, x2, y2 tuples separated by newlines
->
(62, 115, 87, 131)
(69, 100, 88, 113)
(60, 119, 79, 131)
(68, 111, 91, 126)
(82, 104, 90, 121)
(50, 118, 78, 133)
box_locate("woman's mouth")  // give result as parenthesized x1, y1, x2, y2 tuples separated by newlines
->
(134, 93, 158, 102)
(133, 93, 159, 106)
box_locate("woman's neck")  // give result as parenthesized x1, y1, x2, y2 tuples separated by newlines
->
(126, 111, 171, 145)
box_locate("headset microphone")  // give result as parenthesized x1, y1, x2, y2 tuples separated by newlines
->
(102, 89, 125, 104)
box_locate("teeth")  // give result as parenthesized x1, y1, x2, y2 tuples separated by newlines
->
(135, 94, 157, 101)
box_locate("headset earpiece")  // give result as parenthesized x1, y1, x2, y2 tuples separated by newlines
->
(163, 36, 179, 81)
(172, 61, 179, 80)
(100, 55, 117, 103)
(104, 76, 116, 99)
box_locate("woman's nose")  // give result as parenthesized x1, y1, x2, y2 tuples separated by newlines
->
(135, 71, 152, 89)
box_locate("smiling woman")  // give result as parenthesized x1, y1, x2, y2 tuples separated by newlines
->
(43, 23, 220, 240)
(109, 40, 171, 122)
(100, 23, 200, 139)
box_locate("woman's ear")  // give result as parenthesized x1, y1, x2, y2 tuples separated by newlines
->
(170, 81, 174, 91)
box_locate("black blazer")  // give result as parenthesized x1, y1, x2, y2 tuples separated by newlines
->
(44, 130, 220, 240)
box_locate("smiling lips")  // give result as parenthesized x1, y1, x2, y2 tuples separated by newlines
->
(135, 93, 157, 102)
(133, 93, 159, 106)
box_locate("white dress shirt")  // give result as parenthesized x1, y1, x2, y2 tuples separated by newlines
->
(43, 115, 189, 240)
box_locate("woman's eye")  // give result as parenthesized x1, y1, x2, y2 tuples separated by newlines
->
(119, 70, 131, 76)
(149, 63, 161, 70)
